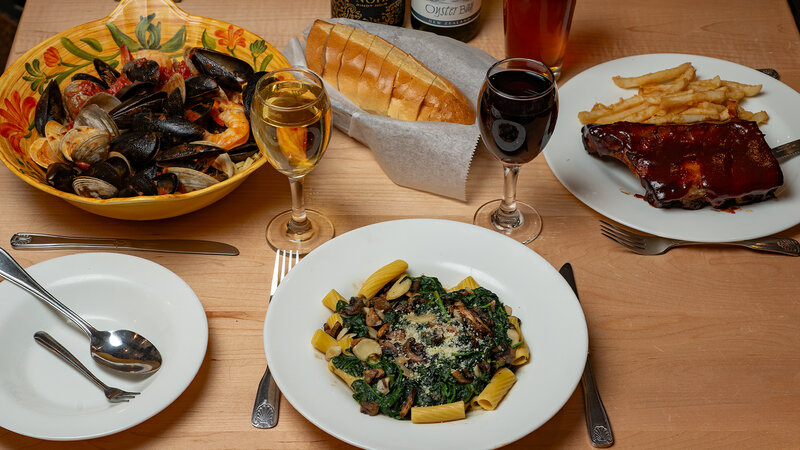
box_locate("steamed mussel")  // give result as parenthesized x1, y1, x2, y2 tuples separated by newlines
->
(31, 46, 266, 200)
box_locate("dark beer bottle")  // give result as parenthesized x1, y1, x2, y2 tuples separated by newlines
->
(331, 0, 407, 27)
(410, 0, 481, 42)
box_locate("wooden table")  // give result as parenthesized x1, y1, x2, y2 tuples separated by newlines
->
(2, 0, 799, 448)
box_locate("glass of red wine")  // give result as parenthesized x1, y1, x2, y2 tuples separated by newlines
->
(473, 58, 558, 243)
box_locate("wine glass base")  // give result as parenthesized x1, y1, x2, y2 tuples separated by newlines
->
(266, 209, 334, 255)
(473, 200, 542, 244)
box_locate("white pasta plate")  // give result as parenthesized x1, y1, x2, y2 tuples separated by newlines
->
(264, 219, 588, 449)
(545, 53, 800, 242)
(0, 253, 208, 440)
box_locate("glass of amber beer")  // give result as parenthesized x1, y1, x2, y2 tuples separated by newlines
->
(503, 0, 576, 80)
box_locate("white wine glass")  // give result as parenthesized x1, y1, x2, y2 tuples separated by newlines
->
(251, 68, 334, 254)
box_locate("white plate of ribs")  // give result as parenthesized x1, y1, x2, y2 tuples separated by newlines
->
(545, 53, 800, 242)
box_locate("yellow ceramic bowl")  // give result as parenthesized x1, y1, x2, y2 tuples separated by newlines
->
(0, 0, 288, 220)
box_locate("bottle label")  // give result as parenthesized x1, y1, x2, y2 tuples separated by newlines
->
(411, 0, 481, 28)
(331, 0, 405, 26)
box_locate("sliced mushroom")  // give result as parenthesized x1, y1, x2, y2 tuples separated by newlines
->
(386, 275, 412, 300)
(352, 338, 382, 361)
(454, 301, 492, 336)
(451, 368, 474, 384)
(324, 321, 342, 338)
(493, 344, 516, 366)
(385, 329, 406, 341)
(376, 322, 391, 339)
(341, 297, 365, 316)
(371, 296, 390, 312)
(380, 340, 398, 357)
(324, 345, 342, 361)
(403, 337, 426, 364)
(376, 377, 391, 395)
(365, 307, 383, 327)
(360, 401, 380, 416)
(364, 368, 385, 384)
(398, 387, 417, 418)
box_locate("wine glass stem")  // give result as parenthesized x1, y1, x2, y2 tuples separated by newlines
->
(287, 177, 312, 236)
(493, 164, 523, 227)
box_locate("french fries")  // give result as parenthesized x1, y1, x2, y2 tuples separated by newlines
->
(579, 63, 768, 126)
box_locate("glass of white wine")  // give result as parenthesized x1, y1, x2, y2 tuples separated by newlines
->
(251, 68, 334, 253)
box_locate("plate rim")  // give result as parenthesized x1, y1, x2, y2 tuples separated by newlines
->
(545, 52, 800, 241)
(0, 252, 208, 440)
(264, 218, 588, 449)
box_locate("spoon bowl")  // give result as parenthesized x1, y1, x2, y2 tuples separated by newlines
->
(91, 329, 162, 374)
(0, 248, 163, 374)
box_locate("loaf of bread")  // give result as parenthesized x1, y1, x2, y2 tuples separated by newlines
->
(306, 20, 475, 125)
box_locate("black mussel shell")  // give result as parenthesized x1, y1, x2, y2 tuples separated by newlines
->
(185, 99, 214, 123)
(188, 47, 253, 92)
(72, 73, 109, 90)
(109, 131, 160, 167)
(138, 163, 159, 180)
(131, 113, 205, 147)
(110, 91, 166, 129)
(184, 75, 219, 104)
(34, 80, 67, 135)
(229, 140, 259, 163)
(155, 142, 221, 163)
(122, 58, 161, 85)
(154, 172, 178, 195)
(93, 59, 120, 87)
(115, 81, 156, 102)
(84, 160, 126, 189)
(165, 88, 185, 117)
(45, 162, 79, 193)
(128, 172, 158, 196)
(242, 72, 270, 121)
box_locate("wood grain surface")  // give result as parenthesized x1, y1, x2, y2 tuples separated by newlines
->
(2, 0, 800, 448)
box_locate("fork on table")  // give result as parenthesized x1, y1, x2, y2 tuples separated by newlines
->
(600, 220, 800, 256)
(251, 249, 299, 429)
(34, 331, 140, 402)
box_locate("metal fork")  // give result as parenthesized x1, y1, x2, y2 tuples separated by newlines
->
(251, 250, 299, 428)
(600, 220, 800, 256)
(34, 331, 140, 402)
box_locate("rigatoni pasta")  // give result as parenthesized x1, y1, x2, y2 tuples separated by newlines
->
(311, 260, 530, 422)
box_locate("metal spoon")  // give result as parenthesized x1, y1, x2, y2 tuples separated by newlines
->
(0, 248, 162, 374)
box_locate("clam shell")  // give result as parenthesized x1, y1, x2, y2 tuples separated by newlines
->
(165, 167, 219, 192)
(29, 137, 64, 168)
(72, 176, 118, 199)
(61, 126, 110, 165)
(84, 92, 122, 113)
(75, 104, 119, 137)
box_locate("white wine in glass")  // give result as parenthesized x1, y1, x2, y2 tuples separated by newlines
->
(251, 68, 334, 253)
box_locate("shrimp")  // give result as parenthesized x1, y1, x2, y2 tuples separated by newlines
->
(133, 49, 173, 71)
(204, 97, 249, 150)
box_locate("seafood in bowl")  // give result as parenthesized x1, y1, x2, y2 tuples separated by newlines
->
(0, 0, 289, 219)
(32, 47, 266, 199)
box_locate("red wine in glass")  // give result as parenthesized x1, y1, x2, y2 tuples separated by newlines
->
(474, 58, 558, 243)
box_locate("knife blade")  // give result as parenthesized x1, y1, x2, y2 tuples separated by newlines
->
(10, 233, 239, 256)
(559, 263, 614, 448)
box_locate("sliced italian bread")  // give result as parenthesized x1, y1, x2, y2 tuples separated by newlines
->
(322, 23, 355, 90)
(337, 27, 376, 102)
(306, 20, 474, 124)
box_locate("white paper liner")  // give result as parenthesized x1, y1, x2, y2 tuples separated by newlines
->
(283, 18, 496, 200)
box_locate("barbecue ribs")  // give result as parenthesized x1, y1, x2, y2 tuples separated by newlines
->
(581, 120, 783, 209)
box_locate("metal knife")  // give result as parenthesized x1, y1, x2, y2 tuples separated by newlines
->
(559, 263, 614, 448)
(10, 233, 239, 256)
(773, 139, 800, 161)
